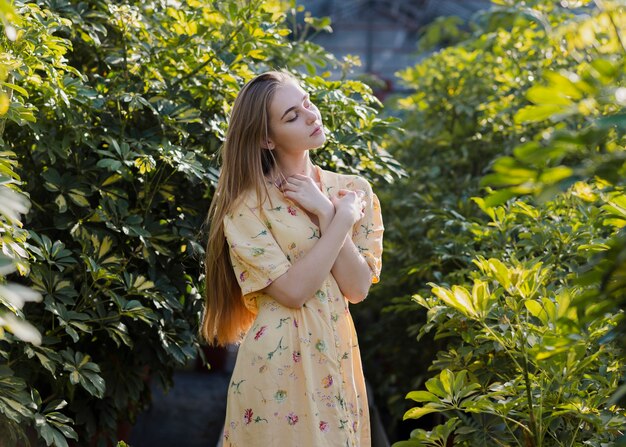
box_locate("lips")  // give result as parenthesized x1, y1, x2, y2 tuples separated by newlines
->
(310, 126, 322, 137)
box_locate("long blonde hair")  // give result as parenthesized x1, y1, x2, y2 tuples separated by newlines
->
(201, 71, 292, 346)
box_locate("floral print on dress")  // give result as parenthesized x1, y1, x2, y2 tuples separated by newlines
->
(244, 409, 253, 425)
(274, 390, 287, 403)
(222, 167, 383, 447)
(292, 350, 301, 363)
(254, 325, 267, 340)
(315, 339, 327, 353)
(286, 412, 299, 425)
(322, 374, 333, 388)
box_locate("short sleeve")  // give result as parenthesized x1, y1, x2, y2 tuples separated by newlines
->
(350, 177, 384, 284)
(224, 201, 291, 311)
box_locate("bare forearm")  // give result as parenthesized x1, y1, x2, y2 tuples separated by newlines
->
(331, 237, 372, 303)
(319, 210, 373, 303)
(263, 212, 351, 308)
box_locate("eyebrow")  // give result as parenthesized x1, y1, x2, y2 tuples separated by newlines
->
(280, 94, 308, 120)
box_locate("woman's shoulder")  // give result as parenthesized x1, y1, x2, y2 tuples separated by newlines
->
(227, 185, 270, 217)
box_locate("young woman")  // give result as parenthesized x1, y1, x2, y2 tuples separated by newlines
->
(202, 71, 383, 447)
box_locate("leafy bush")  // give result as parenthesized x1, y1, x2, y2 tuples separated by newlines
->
(393, 1, 626, 445)
(0, 1, 398, 445)
(358, 2, 583, 436)
(401, 197, 625, 445)
(0, 1, 46, 444)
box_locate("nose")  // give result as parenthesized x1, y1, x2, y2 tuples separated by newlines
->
(305, 108, 318, 124)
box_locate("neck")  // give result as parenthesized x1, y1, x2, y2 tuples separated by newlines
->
(273, 151, 315, 178)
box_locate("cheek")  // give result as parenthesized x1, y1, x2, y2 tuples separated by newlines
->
(273, 127, 297, 146)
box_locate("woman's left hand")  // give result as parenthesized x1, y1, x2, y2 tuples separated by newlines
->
(282, 174, 333, 218)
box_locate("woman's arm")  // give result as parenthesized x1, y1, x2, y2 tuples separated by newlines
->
(318, 199, 373, 304)
(331, 235, 373, 303)
(263, 183, 363, 308)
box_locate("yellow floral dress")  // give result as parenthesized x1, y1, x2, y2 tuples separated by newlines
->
(222, 166, 383, 447)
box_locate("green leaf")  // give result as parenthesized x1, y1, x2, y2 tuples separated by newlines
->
(1, 82, 29, 97)
(24, 346, 59, 376)
(391, 441, 421, 447)
(538, 166, 573, 184)
(525, 300, 547, 323)
(482, 258, 512, 290)
(440, 369, 455, 397)
(62, 350, 105, 398)
(96, 159, 123, 171)
(402, 406, 439, 420)
(515, 104, 570, 123)
(483, 189, 517, 207)
(405, 390, 439, 403)
(43, 399, 68, 413)
(430, 284, 476, 317)
(527, 86, 573, 106)
(67, 191, 90, 207)
(471, 280, 491, 316)
(543, 72, 584, 100)
(595, 113, 626, 130)
(54, 195, 67, 213)
(0, 369, 34, 422)
(424, 376, 446, 399)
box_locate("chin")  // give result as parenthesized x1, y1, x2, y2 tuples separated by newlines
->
(311, 135, 327, 149)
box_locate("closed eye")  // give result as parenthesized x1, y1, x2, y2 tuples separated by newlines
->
(284, 95, 313, 122)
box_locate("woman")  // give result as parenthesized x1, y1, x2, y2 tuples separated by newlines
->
(202, 71, 383, 447)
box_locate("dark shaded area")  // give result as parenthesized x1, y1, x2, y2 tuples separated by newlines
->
(129, 370, 230, 447)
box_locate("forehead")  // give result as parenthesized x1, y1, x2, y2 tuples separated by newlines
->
(269, 80, 306, 119)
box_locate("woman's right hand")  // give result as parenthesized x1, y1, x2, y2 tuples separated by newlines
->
(332, 189, 365, 226)
(282, 174, 333, 219)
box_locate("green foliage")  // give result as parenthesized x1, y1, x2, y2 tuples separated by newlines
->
(0, 1, 44, 442)
(0, 0, 399, 445)
(405, 255, 624, 445)
(387, 1, 626, 445)
(479, 4, 626, 314)
(393, 418, 459, 447)
(359, 1, 581, 433)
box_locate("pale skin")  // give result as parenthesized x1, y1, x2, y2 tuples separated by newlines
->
(261, 80, 374, 308)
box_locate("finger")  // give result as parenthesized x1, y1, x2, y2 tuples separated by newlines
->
(285, 177, 303, 187)
(341, 193, 356, 201)
(356, 189, 365, 198)
(289, 175, 316, 186)
(290, 174, 309, 182)
(283, 190, 299, 200)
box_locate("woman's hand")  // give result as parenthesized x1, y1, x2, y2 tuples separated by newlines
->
(332, 189, 365, 226)
(282, 174, 333, 218)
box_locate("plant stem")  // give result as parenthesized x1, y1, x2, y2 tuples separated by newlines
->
(486, 409, 534, 441)
(516, 314, 539, 447)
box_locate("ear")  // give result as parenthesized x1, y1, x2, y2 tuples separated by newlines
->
(261, 139, 275, 150)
